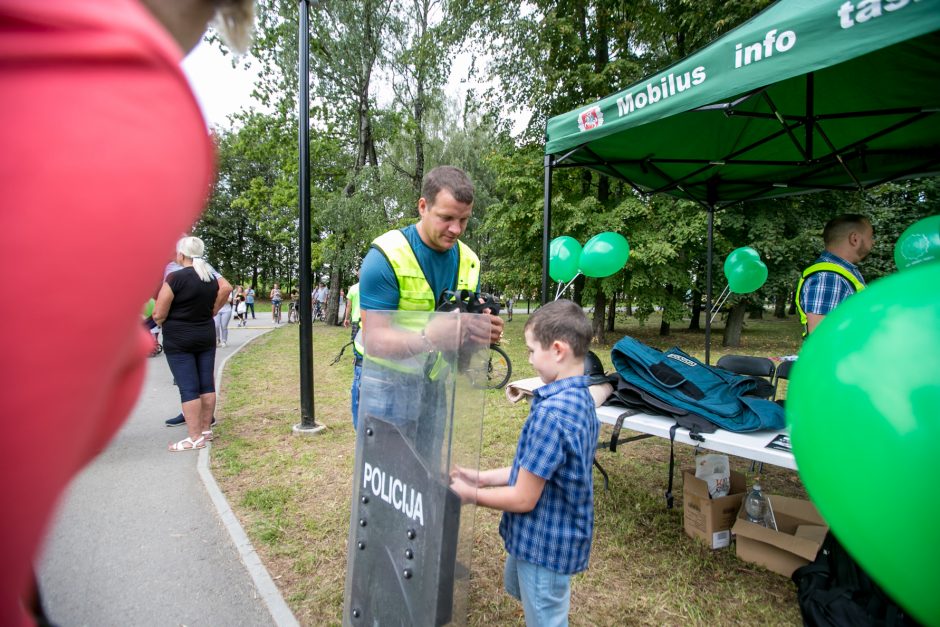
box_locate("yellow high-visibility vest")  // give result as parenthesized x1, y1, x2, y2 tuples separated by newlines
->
(371, 230, 479, 312)
(347, 282, 361, 324)
(795, 261, 865, 337)
(364, 229, 480, 378)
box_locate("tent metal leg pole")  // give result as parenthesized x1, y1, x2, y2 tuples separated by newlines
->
(541, 154, 554, 305)
(705, 205, 714, 365)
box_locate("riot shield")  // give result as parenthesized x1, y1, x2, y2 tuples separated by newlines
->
(344, 310, 489, 626)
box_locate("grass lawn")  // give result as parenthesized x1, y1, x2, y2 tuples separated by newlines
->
(212, 311, 808, 626)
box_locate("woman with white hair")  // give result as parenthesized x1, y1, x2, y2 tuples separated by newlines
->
(153, 236, 233, 451)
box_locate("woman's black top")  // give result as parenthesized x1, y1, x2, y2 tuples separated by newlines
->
(163, 267, 218, 353)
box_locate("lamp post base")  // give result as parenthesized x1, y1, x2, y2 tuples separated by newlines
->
(292, 422, 326, 436)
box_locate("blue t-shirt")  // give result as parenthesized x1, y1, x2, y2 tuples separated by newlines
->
(360, 224, 478, 311)
(499, 375, 599, 575)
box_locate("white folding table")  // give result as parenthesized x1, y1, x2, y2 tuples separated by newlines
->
(505, 377, 796, 471)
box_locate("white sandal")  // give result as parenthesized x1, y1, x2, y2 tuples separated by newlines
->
(168, 435, 206, 452)
(201, 430, 214, 442)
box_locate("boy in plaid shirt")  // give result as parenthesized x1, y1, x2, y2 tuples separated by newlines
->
(451, 299, 598, 626)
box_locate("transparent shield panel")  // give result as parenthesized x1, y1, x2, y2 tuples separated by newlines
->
(343, 310, 488, 626)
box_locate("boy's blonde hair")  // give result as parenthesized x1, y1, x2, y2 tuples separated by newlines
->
(524, 299, 592, 358)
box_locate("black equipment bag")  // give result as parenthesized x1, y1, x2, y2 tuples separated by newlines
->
(604, 374, 717, 509)
(792, 532, 920, 627)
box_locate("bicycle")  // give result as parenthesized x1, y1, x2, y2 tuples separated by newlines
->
(272, 300, 282, 325)
(485, 343, 512, 390)
(288, 301, 300, 324)
(313, 301, 325, 322)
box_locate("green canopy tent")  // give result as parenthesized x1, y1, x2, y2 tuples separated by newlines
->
(542, 0, 940, 362)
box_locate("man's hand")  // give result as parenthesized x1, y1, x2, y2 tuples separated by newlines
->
(487, 313, 505, 345)
(461, 312, 493, 348)
(343, 317, 350, 328)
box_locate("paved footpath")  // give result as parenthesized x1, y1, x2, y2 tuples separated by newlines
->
(39, 317, 299, 627)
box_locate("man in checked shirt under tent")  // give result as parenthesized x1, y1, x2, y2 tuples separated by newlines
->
(795, 214, 875, 337)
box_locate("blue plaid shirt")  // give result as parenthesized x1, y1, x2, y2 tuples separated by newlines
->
(499, 375, 599, 575)
(799, 251, 866, 316)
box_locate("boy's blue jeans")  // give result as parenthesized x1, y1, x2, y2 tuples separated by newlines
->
(504, 554, 571, 627)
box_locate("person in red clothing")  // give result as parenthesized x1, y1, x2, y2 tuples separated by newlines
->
(0, 1, 253, 625)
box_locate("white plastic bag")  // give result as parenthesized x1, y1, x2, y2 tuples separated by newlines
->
(695, 453, 731, 498)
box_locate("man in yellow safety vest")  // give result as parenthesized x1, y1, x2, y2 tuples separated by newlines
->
(343, 278, 361, 422)
(795, 214, 874, 337)
(354, 166, 503, 446)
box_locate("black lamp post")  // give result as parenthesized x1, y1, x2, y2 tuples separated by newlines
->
(294, 0, 322, 434)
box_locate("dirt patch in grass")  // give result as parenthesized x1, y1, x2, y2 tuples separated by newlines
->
(213, 313, 808, 625)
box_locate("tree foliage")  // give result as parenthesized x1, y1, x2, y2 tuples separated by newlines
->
(197, 0, 939, 345)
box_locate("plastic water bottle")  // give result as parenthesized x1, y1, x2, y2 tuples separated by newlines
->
(744, 482, 768, 526)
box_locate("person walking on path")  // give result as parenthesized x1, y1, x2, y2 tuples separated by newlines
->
(153, 236, 233, 451)
(246, 285, 256, 319)
(795, 214, 874, 337)
(214, 287, 233, 347)
(234, 292, 248, 326)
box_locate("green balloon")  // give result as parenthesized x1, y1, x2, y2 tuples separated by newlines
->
(143, 298, 155, 318)
(724, 257, 768, 294)
(549, 236, 582, 283)
(894, 215, 940, 271)
(725, 246, 761, 268)
(787, 262, 940, 626)
(579, 232, 630, 278)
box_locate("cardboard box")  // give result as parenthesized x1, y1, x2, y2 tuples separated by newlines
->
(682, 468, 746, 549)
(731, 495, 828, 576)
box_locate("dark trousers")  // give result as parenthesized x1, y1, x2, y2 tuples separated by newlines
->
(165, 348, 216, 402)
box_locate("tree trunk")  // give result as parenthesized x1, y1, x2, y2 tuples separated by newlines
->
(411, 4, 428, 200)
(659, 284, 674, 336)
(722, 302, 748, 347)
(606, 294, 616, 332)
(592, 290, 607, 344)
(413, 85, 425, 198)
(774, 289, 788, 318)
(748, 304, 764, 319)
(689, 288, 702, 330)
(788, 287, 797, 315)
